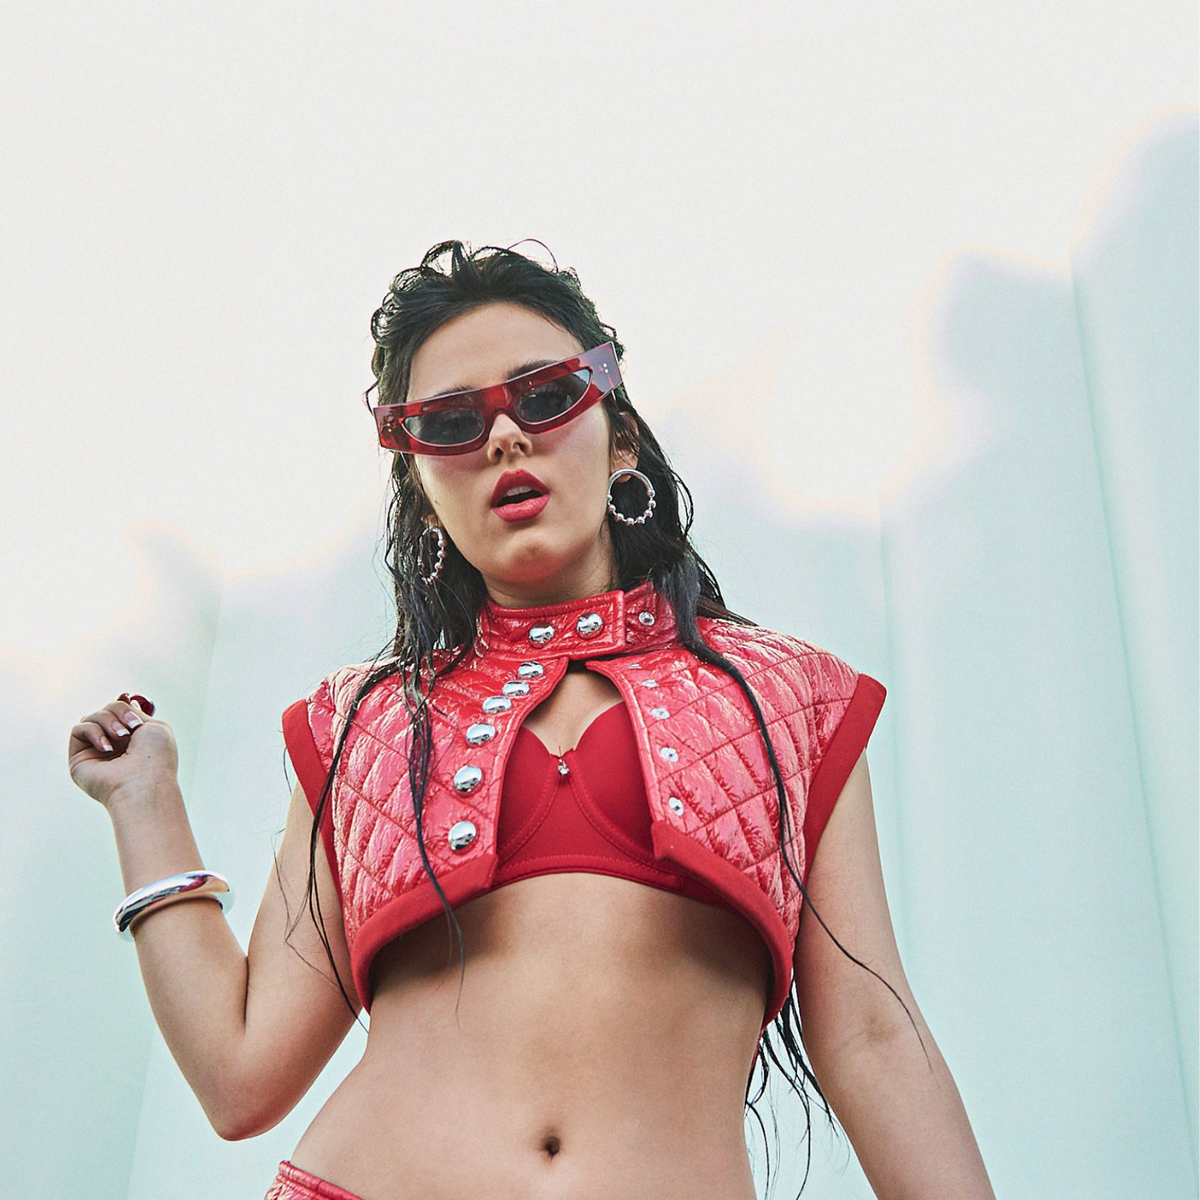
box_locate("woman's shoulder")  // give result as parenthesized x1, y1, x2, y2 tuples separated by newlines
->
(302, 654, 408, 713)
(697, 613, 833, 662)
(695, 615, 865, 700)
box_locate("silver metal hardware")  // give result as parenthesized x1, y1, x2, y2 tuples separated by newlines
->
(114, 870, 234, 942)
(502, 680, 531, 698)
(453, 765, 483, 793)
(640, 679, 659, 688)
(668, 796, 684, 815)
(482, 695, 512, 714)
(659, 747, 678, 762)
(575, 612, 604, 638)
(638, 611, 656, 626)
(465, 722, 496, 745)
(517, 661, 545, 679)
(650, 707, 669, 719)
(529, 623, 556, 645)
(448, 820, 477, 850)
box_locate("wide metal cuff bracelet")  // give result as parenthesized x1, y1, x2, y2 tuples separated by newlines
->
(114, 870, 234, 941)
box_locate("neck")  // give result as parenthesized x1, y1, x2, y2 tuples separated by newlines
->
(481, 558, 621, 611)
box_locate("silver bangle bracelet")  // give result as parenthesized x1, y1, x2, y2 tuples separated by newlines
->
(113, 870, 234, 942)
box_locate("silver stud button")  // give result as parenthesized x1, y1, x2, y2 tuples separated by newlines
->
(529, 623, 556, 645)
(517, 661, 545, 679)
(502, 680, 530, 697)
(448, 819, 477, 851)
(638, 611, 656, 626)
(453, 765, 483, 793)
(650, 706, 669, 719)
(640, 679, 659, 688)
(576, 612, 604, 638)
(482, 695, 512, 714)
(668, 796, 684, 815)
(465, 722, 496, 745)
(659, 747, 678, 762)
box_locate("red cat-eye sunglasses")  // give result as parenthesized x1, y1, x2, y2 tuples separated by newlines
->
(370, 342, 622, 456)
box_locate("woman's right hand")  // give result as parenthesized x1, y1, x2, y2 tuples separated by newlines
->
(68, 696, 180, 809)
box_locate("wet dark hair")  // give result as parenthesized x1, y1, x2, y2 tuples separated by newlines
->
(282, 238, 922, 1199)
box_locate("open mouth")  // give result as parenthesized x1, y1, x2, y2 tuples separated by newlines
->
(491, 488, 550, 522)
(492, 486, 546, 508)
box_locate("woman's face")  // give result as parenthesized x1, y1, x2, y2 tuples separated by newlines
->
(407, 301, 639, 609)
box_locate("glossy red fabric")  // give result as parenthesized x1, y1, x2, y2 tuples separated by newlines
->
(264, 1159, 365, 1200)
(281, 579, 887, 1033)
(494, 699, 735, 912)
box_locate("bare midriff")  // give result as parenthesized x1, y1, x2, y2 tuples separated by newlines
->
(290, 662, 774, 1200)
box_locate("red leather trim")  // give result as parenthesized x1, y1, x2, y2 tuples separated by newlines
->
(650, 819, 792, 1035)
(270, 1159, 367, 1200)
(351, 853, 500, 1012)
(801, 671, 886, 888)
(282, 698, 344, 910)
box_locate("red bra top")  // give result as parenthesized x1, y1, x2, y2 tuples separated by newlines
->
(494, 699, 731, 907)
(493, 700, 838, 917)
(293, 694, 841, 936)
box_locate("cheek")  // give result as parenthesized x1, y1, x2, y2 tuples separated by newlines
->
(555, 408, 611, 473)
(418, 458, 473, 511)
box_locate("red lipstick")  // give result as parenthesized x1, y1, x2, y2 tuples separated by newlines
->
(490, 469, 550, 521)
(492, 493, 550, 522)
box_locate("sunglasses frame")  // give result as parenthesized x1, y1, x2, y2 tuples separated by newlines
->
(371, 341, 622, 456)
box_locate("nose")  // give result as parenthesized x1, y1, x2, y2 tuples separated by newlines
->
(486, 410, 531, 458)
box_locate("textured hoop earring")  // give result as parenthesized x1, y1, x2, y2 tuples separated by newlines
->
(418, 524, 446, 586)
(607, 469, 656, 525)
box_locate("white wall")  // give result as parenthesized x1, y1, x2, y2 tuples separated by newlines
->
(1, 3, 1194, 1197)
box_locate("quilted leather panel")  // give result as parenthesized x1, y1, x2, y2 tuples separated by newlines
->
(288, 579, 881, 1022)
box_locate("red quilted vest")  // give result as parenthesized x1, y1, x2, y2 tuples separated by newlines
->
(282, 579, 886, 1034)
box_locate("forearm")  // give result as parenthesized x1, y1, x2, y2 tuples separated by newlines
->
(811, 1010, 996, 1200)
(107, 777, 249, 1136)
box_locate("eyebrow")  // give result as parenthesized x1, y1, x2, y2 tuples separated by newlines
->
(423, 357, 561, 401)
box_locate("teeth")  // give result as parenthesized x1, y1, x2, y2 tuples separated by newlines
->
(501, 486, 537, 502)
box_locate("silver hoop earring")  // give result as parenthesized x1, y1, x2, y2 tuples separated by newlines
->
(607, 468, 656, 526)
(418, 524, 446, 586)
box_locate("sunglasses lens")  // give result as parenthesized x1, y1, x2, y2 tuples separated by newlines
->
(397, 365, 596, 450)
(402, 408, 485, 447)
(515, 368, 591, 425)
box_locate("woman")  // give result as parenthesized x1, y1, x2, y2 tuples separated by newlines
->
(68, 240, 995, 1200)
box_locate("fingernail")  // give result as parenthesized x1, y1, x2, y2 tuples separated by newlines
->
(125, 715, 142, 729)
(101, 737, 113, 751)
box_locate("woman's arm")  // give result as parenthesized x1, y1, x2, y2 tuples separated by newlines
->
(105, 776, 360, 1139)
(794, 753, 996, 1199)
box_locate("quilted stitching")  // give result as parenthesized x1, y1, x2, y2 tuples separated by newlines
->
(296, 580, 864, 995)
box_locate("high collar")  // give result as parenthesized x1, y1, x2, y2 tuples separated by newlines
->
(473, 578, 678, 660)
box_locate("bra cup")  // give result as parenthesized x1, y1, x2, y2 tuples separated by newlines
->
(496, 730, 559, 852)
(568, 703, 659, 861)
(498, 702, 659, 867)
(494, 702, 731, 917)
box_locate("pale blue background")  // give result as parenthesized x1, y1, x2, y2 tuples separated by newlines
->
(1, 3, 1196, 1198)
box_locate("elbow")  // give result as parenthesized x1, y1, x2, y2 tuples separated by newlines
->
(214, 1103, 289, 1142)
(214, 1119, 251, 1143)
(210, 1093, 283, 1142)
(211, 1103, 255, 1142)
(214, 1111, 275, 1142)
(217, 1085, 307, 1141)
(805, 999, 930, 1082)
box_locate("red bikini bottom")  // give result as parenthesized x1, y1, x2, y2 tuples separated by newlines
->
(265, 1159, 366, 1200)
